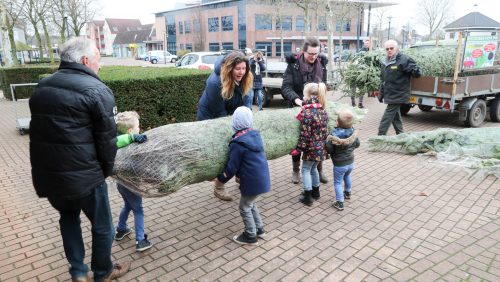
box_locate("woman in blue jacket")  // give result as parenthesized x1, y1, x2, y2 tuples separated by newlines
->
(197, 51, 253, 121)
(197, 51, 254, 201)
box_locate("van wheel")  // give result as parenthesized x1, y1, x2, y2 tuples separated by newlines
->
(464, 99, 486, 127)
(171, 58, 176, 63)
(490, 96, 500, 122)
(151, 59, 157, 64)
(400, 104, 412, 115)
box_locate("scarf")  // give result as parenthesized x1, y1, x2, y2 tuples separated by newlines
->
(298, 53, 323, 83)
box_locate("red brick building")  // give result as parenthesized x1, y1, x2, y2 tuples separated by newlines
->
(153, 0, 393, 57)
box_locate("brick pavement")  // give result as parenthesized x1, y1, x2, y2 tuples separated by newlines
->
(0, 91, 498, 282)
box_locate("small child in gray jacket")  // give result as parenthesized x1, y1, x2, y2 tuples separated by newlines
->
(325, 108, 360, 211)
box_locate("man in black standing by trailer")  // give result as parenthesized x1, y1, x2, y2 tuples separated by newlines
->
(281, 36, 329, 185)
(378, 39, 421, 135)
(29, 37, 130, 282)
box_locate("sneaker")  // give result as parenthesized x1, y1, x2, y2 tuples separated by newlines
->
(257, 227, 267, 239)
(333, 201, 344, 211)
(114, 228, 131, 241)
(232, 232, 258, 245)
(344, 191, 351, 200)
(136, 235, 153, 252)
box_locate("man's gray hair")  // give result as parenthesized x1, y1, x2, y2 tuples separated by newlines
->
(59, 37, 96, 63)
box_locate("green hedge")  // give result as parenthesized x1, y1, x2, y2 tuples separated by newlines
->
(0, 65, 211, 129)
(100, 67, 210, 129)
(0, 65, 58, 100)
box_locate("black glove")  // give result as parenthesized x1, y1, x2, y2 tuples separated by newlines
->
(132, 134, 148, 143)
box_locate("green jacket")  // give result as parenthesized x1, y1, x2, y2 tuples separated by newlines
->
(116, 134, 134, 149)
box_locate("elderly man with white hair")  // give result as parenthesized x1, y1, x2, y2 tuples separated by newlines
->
(378, 39, 421, 135)
(30, 37, 131, 282)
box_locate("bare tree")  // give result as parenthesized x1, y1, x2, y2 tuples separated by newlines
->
(2, 0, 26, 65)
(372, 7, 387, 48)
(259, 0, 293, 61)
(327, 1, 357, 58)
(23, 0, 45, 61)
(66, 0, 97, 36)
(416, 0, 453, 39)
(36, 0, 55, 63)
(51, 0, 69, 43)
(292, 0, 314, 36)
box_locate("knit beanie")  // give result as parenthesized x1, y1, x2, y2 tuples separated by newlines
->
(231, 106, 253, 133)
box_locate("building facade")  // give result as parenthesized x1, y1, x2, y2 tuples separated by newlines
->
(154, 0, 387, 57)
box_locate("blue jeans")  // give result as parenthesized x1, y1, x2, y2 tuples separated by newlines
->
(239, 195, 263, 237)
(117, 183, 145, 241)
(302, 160, 320, 191)
(333, 164, 354, 202)
(244, 89, 254, 108)
(48, 182, 114, 281)
(254, 89, 264, 110)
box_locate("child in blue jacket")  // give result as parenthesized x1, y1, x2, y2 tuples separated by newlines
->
(215, 106, 271, 245)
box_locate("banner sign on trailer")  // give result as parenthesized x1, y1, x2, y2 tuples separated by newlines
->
(462, 32, 498, 70)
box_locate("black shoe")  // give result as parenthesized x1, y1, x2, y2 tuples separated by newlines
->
(233, 232, 258, 245)
(299, 190, 313, 206)
(257, 227, 267, 239)
(344, 191, 351, 200)
(358, 103, 364, 108)
(311, 186, 320, 200)
(114, 228, 131, 241)
(333, 201, 344, 211)
(136, 234, 153, 252)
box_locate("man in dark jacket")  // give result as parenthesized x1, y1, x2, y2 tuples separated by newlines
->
(281, 36, 329, 184)
(29, 37, 130, 282)
(247, 51, 266, 110)
(378, 40, 421, 135)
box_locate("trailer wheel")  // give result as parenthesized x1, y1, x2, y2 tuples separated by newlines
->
(263, 88, 273, 107)
(418, 105, 433, 112)
(490, 96, 500, 122)
(400, 104, 412, 116)
(464, 99, 486, 127)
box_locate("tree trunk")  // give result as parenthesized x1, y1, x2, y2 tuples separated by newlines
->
(41, 17, 54, 64)
(6, 17, 19, 65)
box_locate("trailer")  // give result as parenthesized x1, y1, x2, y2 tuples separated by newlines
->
(10, 83, 37, 135)
(404, 31, 500, 127)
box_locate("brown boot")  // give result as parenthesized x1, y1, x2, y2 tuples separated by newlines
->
(214, 186, 233, 201)
(102, 261, 131, 282)
(292, 160, 300, 184)
(71, 275, 90, 282)
(317, 161, 329, 184)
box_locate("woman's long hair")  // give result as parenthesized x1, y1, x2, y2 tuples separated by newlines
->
(220, 52, 253, 100)
(303, 82, 327, 108)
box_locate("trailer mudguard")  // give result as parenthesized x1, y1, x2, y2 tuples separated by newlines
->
(458, 98, 477, 121)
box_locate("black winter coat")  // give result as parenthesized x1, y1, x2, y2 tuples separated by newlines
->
(379, 52, 421, 104)
(249, 58, 266, 89)
(29, 61, 117, 199)
(281, 53, 328, 107)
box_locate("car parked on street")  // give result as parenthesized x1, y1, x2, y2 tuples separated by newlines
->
(149, 50, 178, 64)
(175, 52, 224, 70)
(333, 50, 353, 62)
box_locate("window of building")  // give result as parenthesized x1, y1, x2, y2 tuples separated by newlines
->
(449, 32, 455, 39)
(222, 16, 233, 31)
(255, 42, 272, 56)
(167, 23, 176, 36)
(208, 17, 219, 32)
(317, 16, 327, 31)
(336, 20, 351, 32)
(255, 14, 272, 30)
(186, 43, 193, 51)
(209, 43, 220, 51)
(276, 16, 292, 31)
(185, 21, 191, 33)
(112, 26, 118, 32)
(194, 19, 201, 32)
(167, 42, 177, 54)
(222, 42, 234, 50)
(276, 42, 292, 57)
(239, 40, 247, 50)
(179, 21, 184, 34)
(180, 43, 185, 50)
(296, 16, 304, 31)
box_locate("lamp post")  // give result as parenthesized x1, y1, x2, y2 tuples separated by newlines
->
(64, 16, 70, 40)
(387, 16, 392, 40)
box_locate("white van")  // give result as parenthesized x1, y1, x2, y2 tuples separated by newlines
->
(148, 50, 178, 64)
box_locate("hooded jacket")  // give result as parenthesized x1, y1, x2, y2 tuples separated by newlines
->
(29, 61, 117, 199)
(379, 52, 421, 104)
(281, 53, 328, 106)
(197, 56, 246, 121)
(325, 127, 360, 166)
(217, 130, 271, 196)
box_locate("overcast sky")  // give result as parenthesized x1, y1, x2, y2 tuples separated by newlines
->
(96, 0, 500, 34)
